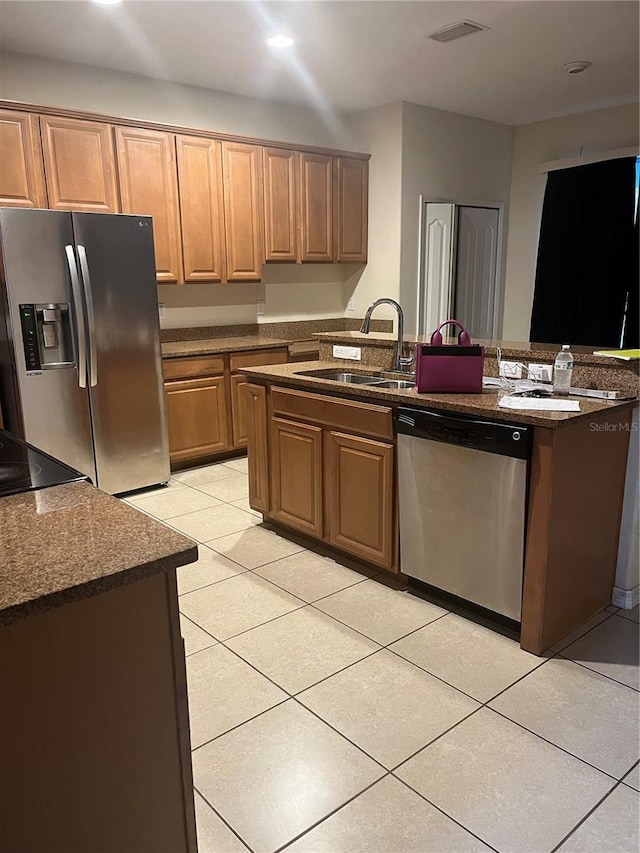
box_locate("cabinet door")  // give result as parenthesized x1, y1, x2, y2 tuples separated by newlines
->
(246, 383, 270, 513)
(263, 147, 298, 262)
(165, 376, 230, 466)
(0, 109, 47, 208)
(299, 152, 333, 262)
(271, 417, 323, 537)
(335, 157, 368, 262)
(40, 116, 119, 213)
(222, 141, 263, 281)
(230, 373, 249, 448)
(115, 127, 183, 283)
(326, 431, 395, 569)
(176, 135, 226, 282)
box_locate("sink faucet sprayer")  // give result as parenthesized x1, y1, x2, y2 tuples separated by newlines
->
(359, 298, 414, 373)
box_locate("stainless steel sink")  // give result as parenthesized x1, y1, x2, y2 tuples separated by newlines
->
(372, 379, 415, 390)
(299, 369, 384, 384)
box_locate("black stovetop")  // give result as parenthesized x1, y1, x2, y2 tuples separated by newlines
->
(0, 429, 88, 498)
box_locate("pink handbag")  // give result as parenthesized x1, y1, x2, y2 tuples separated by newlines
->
(415, 320, 484, 394)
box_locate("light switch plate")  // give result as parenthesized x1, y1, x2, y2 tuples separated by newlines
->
(499, 361, 522, 379)
(158, 303, 166, 320)
(256, 300, 265, 316)
(347, 297, 355, 312)
(333, 345, 362, 360)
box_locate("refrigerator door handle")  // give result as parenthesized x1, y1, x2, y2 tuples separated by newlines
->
(77, 245, 98, 388)
(64, 244, 88, 389)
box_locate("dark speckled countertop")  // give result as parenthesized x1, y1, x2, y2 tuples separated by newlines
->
(0, 481, 198, 626)
(239, 360, 637, 429)
(162, 336, 298, 358)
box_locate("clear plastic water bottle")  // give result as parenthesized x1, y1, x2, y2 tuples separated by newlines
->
(553, 344, 574, 394)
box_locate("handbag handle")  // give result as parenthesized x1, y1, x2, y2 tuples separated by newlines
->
(430, 319, 472, 346)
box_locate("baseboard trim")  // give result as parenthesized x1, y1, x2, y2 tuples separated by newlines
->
(612, 585, 640, 609)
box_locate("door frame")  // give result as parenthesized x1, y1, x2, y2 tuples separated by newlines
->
(416, 196, 506, 340)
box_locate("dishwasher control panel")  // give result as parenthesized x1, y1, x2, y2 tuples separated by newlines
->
(396, 408, 530, 460)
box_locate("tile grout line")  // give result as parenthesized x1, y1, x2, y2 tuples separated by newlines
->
(555, 653, 640, 692)
(388, 773, 503, 853)
(487, 706, 623, 784)
(272, 775, 392, 853)
(193, 785, 255, 853)
(548, 778, 630, 853)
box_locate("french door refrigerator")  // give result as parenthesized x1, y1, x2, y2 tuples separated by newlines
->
(0, 208, 170, 495)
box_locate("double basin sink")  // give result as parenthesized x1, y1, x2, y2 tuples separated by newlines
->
(299, 369, 414, 391)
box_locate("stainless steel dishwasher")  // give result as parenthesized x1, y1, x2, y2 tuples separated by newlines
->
(397, 407, 531, 621)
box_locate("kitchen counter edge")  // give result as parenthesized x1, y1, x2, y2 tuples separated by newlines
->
(0, 481, 198, 627)
(238, 360, 638, 429)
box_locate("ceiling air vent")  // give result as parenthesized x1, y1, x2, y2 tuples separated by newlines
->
(426, 20, 489, 43)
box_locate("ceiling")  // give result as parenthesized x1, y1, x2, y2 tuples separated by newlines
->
(0, 1, 638, 125)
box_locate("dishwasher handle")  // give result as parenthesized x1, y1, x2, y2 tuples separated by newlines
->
(397, 407, 531, 460)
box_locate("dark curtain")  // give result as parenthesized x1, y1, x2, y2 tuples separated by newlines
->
(530, 157, 637, 348)
(622, 196, 639, 348)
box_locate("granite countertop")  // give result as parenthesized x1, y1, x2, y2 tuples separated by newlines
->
(239, 360, 637, 429)
(314, 331, 640, 369)
(0, 481, 197, 626)
(162, 335, 297, 358)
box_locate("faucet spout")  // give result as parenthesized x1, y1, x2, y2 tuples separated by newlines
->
(359, 298, 413, 373)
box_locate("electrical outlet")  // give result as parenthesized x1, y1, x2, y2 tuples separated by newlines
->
(333, 345, 362, 360)
(527, 363, 553, 382)
(499, 361, 522, 379)
(158, 303, 166, 320)
(347, 297, 355, 312)
(256, 300, 265, 317)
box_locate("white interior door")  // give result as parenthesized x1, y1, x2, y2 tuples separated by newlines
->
(454, 206, 500, 340)
(418, 202, 455, 336)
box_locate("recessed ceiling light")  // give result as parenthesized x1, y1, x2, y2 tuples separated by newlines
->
(267, 35, 294, 48)
(92, 0, 122, 5)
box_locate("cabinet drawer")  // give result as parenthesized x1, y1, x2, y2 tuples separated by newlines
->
(229, 348, 288, 371)
(271, 386, 393, 441)
(163, 355, 225, 380)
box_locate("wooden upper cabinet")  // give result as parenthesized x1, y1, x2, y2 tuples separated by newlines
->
(335, 157, 368, 262)
(222, 141, 263, 281)
(0, 109, 47, 208)
(176, 135, 226, 283)
(299, 152, 333, 262)
(115, 127, 183, 283)
(40, 116, 119, 213)
(263, 147, 298, 263)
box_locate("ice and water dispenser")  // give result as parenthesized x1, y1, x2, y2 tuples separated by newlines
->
(19, 303, 75, 373)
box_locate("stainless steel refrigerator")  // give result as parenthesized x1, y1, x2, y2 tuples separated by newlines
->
(0, 208, 170, 495)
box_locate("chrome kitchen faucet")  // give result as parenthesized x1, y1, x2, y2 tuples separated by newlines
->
(360, 298, 414, 373)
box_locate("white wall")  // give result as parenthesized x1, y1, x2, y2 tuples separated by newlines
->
(503, 103, 640, 341)
(0, 51, 357, 149)
(341, 102, 404, 322)
(399, 101, 514, 335)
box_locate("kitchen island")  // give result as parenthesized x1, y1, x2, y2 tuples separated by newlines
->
(0, 481, 198, 853)
(239, 359, 636, 656)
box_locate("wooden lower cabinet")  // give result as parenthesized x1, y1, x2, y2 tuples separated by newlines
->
(326, 431, 395, 569)
(230, 373, 249, 448)
(246, 383, 270, 512)
(165, 375, 230, 465)
(271, 417, 323, 537)
(255, 385, 397, 571)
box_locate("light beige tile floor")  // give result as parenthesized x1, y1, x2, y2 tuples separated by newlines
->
(126, 459, 640, 853)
